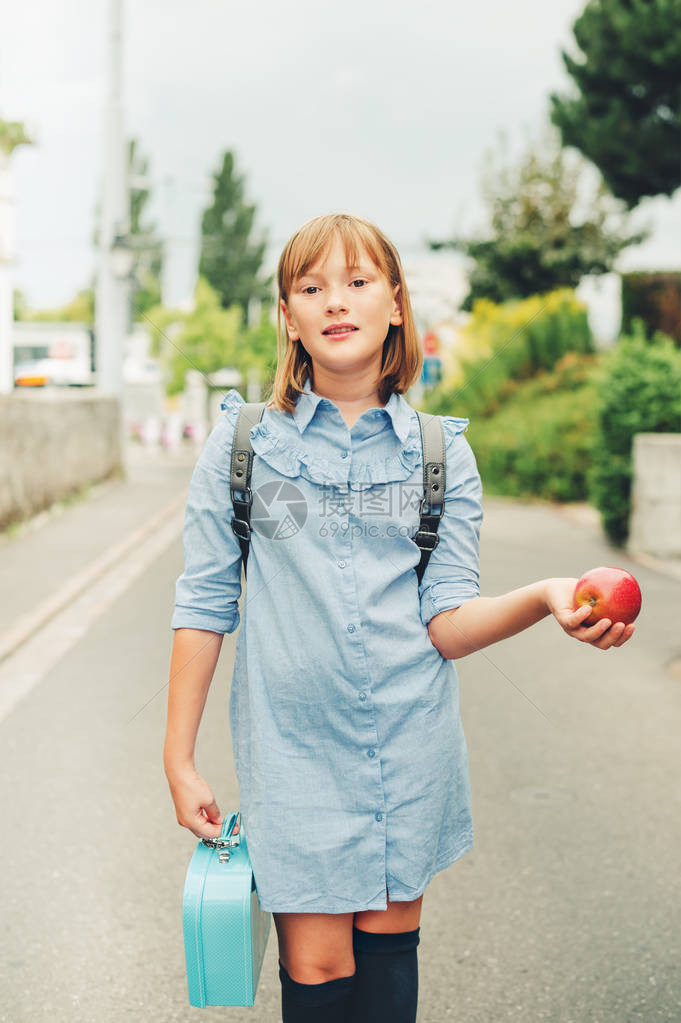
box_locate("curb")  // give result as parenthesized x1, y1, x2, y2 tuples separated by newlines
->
(623, 548, 681, 583)
(0, 488, 188, 666)
(488, 496, 681, 584)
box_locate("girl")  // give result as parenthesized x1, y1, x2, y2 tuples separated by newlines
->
(164, 213, 635, 1023)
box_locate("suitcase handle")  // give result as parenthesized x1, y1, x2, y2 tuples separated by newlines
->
(200, 810, 241, 853)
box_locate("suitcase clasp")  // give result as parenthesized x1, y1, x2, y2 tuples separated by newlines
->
(201, 811, 242, 854)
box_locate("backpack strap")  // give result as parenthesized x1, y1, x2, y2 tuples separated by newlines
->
(413, 410, 446, 585)
(229, 402, 446, 585)
(230, 401, 267, 580)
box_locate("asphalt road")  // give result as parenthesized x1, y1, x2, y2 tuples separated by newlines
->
(1, 494, 680, 1022)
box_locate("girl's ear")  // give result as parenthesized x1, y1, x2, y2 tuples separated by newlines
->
(280, 299, 300, 340)
(390, 284, 403, 326)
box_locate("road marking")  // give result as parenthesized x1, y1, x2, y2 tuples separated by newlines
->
(0, 503, 186, 724)
(0, 492, 187, 664)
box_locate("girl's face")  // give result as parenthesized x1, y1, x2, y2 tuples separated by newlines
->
(281, 234, 403, 380)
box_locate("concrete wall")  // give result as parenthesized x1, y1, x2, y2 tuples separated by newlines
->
(628, 434, 681, 559)
(0, 390, 122, 530)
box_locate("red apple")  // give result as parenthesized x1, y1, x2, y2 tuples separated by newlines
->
(573, 567, 642, 626)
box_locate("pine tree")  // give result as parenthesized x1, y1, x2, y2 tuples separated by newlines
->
(198, 151, 269, 319)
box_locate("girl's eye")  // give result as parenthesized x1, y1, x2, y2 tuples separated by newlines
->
(302, 285, 319, 295)
(351, 279, 368, 288)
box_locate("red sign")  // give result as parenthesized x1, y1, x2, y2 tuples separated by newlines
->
(422, 332, 439, 355)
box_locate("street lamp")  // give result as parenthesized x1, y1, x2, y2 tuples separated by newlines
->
(111, 232, 135, 280)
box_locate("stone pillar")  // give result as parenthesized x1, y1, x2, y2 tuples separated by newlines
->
(0, 152, 16, 395)
(628, 433, 681, 558)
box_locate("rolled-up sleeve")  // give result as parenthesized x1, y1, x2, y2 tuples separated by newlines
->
(418, 416, 483, 627)
(171, 409, 244, 634)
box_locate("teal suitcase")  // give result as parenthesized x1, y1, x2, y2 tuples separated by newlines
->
(182, 811, 271, 1007)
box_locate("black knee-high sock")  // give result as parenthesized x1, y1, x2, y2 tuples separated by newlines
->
(347, 926, 420, 1023)
(278, 961, 356, 1023)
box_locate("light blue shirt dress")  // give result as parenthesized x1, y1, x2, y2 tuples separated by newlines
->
(171, 373, 484, 913)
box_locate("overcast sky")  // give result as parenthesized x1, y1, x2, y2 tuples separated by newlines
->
(2, 0, 679, 308)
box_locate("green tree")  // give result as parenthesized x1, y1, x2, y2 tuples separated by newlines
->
(13, 289, 27, 319)
(144, 277, 277, 396)
(431, 126, 645, 310)
(90, 137, 163, 322)
(128, 137, 163, 319)
(198, 151, 270, 320)
(0, 117, 32, 155)
(550, 0, 681, 208)
(19, 290, 94, 324)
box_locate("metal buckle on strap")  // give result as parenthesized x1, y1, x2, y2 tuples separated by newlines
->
(231, 518, 251, 540)
(413, 529, 440, 551)
(418, 495, 444, 519)
(230, 485, 252, 504)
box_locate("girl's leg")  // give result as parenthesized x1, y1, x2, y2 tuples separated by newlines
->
(348, 892, 424, 1023)
(274, 911, 356, 1022)
(354, 892, 423, 933)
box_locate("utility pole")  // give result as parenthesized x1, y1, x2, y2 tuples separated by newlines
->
(95, 0, 132, 400)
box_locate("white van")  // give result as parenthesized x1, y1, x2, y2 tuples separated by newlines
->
(13, 322, 95, 387)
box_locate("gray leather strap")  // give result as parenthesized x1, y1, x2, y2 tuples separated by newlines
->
(412, 410, 446, 584)
(230, 402, 267, 579)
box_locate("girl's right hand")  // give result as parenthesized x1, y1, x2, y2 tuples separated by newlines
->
(165, 764, 224, 840)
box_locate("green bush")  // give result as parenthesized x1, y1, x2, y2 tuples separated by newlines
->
(428, 289, 594, 421)
(464, 353, 600, 501)
(587, 321, 681, 546)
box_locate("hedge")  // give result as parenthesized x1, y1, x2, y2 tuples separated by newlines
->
(587, 321, 681, 545)
(463, 353, 600, 502)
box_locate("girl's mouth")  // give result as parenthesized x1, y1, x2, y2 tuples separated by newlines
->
(322, 326, 358, 339)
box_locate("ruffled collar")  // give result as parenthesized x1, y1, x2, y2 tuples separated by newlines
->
(220, 379, 422, 486)
(293, 373, 413, 444)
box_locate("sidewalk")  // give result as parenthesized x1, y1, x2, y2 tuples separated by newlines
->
(0, 443, 197, 664)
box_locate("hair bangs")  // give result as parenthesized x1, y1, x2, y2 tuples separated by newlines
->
(278, 215, 393, 302)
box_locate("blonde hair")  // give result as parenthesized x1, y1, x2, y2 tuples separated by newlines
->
(265, 213, 422, 413)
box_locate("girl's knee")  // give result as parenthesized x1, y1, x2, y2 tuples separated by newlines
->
(274, 911, 355, 985)
(279, 956, 356, 985)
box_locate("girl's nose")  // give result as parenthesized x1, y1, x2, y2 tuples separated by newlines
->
(326, 292, 348, 314)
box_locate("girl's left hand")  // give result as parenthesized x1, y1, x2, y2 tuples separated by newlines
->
(544, 577, 636, 650)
